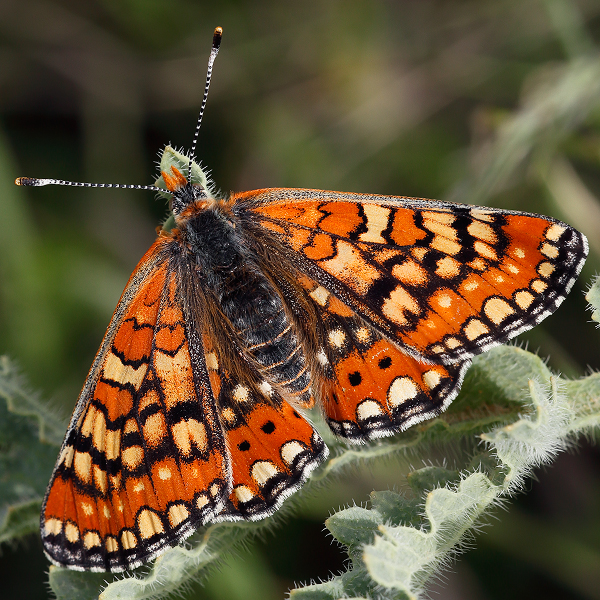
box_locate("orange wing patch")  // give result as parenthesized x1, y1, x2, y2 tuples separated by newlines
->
(42, 244, 229, 572)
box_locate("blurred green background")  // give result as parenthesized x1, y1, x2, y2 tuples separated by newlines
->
(1, 0, 600, 598)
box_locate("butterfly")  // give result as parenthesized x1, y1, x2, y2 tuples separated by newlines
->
(16, 27, 588, 572)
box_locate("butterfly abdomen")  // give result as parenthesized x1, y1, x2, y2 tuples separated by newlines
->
(181, 205, 311, 404)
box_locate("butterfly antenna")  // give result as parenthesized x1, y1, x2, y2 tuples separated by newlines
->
(15, 177, 166, 194)
(188, 26, 222, 181)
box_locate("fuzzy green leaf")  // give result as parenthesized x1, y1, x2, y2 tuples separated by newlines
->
(0, 356, 65, 547)
(586, 275, 600, 324)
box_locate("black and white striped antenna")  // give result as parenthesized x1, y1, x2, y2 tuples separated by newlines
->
(16, 27, 223, 193)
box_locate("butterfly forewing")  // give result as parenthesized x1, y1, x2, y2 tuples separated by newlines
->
(42, 239, 230, 572)
(244, 189, 587, 365)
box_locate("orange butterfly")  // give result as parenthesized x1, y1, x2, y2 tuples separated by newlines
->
(17, 27, 588, 572)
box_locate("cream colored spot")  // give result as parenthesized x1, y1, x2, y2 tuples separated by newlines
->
(103, 505, 111, 519)
(83, 531, 101, 549)
(59, 445, 74, 468)
(110, 474, 122, 491)
(133, 480, 145, 493)
(92, 410, 106, 453)
(143, 412, 167, 447)
(513, 247, 525, 259)
(210, 483, 221, 497)
(445, 337, 462, 349)
(469, 258, 487, 271)
(117, 499, 124, 512)
(93, 465, 107, 494)
(494, 274, 505, 283)
(309, 286, 330, 306)
(221, 407, 236, 424)
(328, 328, 346, 348)
(474, 241, 497, 260)
(506, 263, 520, 274)
(106, 429, 121, 462)
(532, 279, 548, 293)
(388, 377, 418, 407)
(430, 344, 445, 354)
(124, 418, 138, 434)
(81, 405, 96, 437)
(259, 381, 273, 396)
(392, 260, 429, 285)
(515, 290, 535, 310)
(105, 536, 119, 553)
(139, 389, 160, 413)
(431, 235, 462, 256)
(412, 247, 428, 261)
(121, 530, 137, 550)
(138, 509, 164, 539)
(541, 243, 559, 259)
(158, 466, 172, 480)
(464, 319, 490, 341)
(154, 345, 194, 410)
(468, 221, 497, 244)
(423, 210, 455, 224)
(359, 203, 391, 244)
(319, 240, 381, 296)
(470, 209, 495, 222)
(251, 461, 279, 486)
(74, 451, 92, 484)
(357, 400, 385, 421)
(205, 351, 219, 370)
(538, 262, 555, 278)
(64, 522, 79, 543)
(233, 384, 250, 403)
(103, 351, 147, 390)
(382, 285, 421, 326)
(435, 256, 461, 278)
(354, 327, 371, 343)
(484, 298, 514, 325)
(317, 349, 329, 365)
(173, 419, 207, 456)
(464, 280, 479, 291)
(234, 485, 255, 504)
(423, 370, 441, 390)
(546, 224, 565, 241)
(281, 440, 306, 465)
(168, 504, 189, 528)
(122, 446, 144, 470)
(196, 494, 209, 510)
(422, 213, 456, 239)
(437, 294, 452, 309)
(44, 518, 62, 536)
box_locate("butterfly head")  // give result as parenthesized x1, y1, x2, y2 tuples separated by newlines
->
(161, 165, 208, 216)
(154, 146, 216, 232)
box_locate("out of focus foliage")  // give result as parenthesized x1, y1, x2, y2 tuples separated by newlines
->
(1, 1, 600, 599)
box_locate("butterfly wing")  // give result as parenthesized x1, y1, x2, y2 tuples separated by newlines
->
(198, 332, 327, 521)
(297, 275, 468, 441)
(42, 239, 230, 572)
(240, 188, 588, 365)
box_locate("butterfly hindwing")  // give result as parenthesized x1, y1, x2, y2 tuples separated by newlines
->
(42, 240, 230, 572)
(200, 332, 327, 521)
(243, 189, 588, 365)
(297, 275, 468, 442)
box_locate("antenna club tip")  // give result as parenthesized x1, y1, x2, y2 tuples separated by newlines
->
(213, 27, 223, 49)
(15, 177, 38, 186)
